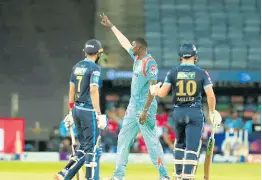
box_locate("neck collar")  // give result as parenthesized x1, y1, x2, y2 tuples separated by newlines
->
(84, 58, 94, 62)
(136, 54, 150, 61)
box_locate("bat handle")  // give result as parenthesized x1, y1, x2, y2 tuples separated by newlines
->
(73, 144, 77, 152)
(70, 127, 76, 143)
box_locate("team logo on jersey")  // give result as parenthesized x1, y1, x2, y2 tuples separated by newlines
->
(92, 71, 101, 76)
(150, 64, 157, 76)
(74, 67, 87, 75)
(150, 65, 156, 71)
(177, 72, 195, 79)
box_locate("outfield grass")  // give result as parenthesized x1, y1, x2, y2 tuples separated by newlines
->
(0, 161, 260, 180)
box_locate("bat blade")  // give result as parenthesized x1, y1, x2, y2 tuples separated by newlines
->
(204, 136, 215, 180)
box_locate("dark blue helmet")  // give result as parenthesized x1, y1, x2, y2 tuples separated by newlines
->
(178, 43, 198, 59)
(84, 39, 103, 54)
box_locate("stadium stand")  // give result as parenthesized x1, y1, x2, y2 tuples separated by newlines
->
(144, 0, 261, 69)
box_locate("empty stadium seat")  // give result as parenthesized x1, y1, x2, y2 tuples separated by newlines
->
(144, 0, 260, 69)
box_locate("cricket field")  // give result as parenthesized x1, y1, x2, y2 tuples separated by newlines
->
(0, 161, 260, 180)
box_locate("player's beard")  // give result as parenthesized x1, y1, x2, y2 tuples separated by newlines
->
(95, 56, 100, 64)
(95, 53, 101, 64)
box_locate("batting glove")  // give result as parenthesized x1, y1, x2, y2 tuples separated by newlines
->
(63, 111, 74, 129)
(96, 114, 108, 130)
(150, 82, 162, 96)
(209, 110, 222, 126)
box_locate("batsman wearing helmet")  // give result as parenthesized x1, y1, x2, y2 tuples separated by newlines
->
(55, 39, 108, 180)
(150, 44, 222, 180)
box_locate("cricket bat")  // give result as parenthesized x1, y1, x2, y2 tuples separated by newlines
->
(70, 127, 84, 180)
(91, 135, 101, 179)
(204, 125, 216, 180)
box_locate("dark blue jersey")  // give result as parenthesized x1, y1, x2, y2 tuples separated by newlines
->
(70, 58, 101, 109)
(163, 63, 213, 108)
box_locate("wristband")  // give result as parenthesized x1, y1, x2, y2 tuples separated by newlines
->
(69, 102, 74, 109)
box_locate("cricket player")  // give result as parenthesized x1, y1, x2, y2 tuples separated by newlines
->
(150, 44, 222, 180)
(100, 14, 170, 180)
(55, 39, 108, 180)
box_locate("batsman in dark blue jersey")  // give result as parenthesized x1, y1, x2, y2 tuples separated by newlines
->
(150, 44, 217, 180)
(55, 39, 107, 180)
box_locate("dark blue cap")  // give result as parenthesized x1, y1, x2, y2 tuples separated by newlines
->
(178, 43, 198, 58)
(84, 39, 103, 54)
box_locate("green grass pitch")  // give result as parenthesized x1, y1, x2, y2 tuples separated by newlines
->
(0, 161, 260, 180)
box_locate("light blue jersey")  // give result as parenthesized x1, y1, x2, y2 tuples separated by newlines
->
(128, 48, 158, 109)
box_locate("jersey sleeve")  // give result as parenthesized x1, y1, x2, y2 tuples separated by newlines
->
(145, 59, 158, 80)
(90, 66, 101, 87)
(163, 69, 174, 86)
(69, 67, 76, 86)
(128, 47, 136, 60)
(203, 70, 213, 89)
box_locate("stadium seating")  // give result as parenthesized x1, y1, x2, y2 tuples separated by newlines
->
(144, 0, 261, 69)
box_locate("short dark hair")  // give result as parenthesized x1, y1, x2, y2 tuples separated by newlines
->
(135, 37, 147, 48)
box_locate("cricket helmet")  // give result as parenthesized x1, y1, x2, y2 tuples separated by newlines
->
(178, 43, 198, 59)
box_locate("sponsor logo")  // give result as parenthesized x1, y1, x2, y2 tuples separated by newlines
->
(74, 67, 87, 75)
(177, 72, 196, 79)
(86, 44, 94, 48)
(206, 137, 214, 155)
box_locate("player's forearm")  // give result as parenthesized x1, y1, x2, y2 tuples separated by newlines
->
(143, 80, 157, 110)
(158, 88, 168, 98)
(144, 92, 154, 111)
(111, 26, 132, 51)
(90, 87, 101, 113)
(205, 86, 216, 112)
(157, 84, 171, 98)
(207, 95, 216, 112)
(68, 85, 75, 111)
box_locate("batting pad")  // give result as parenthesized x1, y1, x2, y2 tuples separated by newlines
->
(182, 150, 198, 180)
(173, 148, 185, 176)
(64, 155, 85, 180)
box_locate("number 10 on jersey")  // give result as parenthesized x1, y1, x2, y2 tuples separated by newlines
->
(176, 80, 197, 96)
